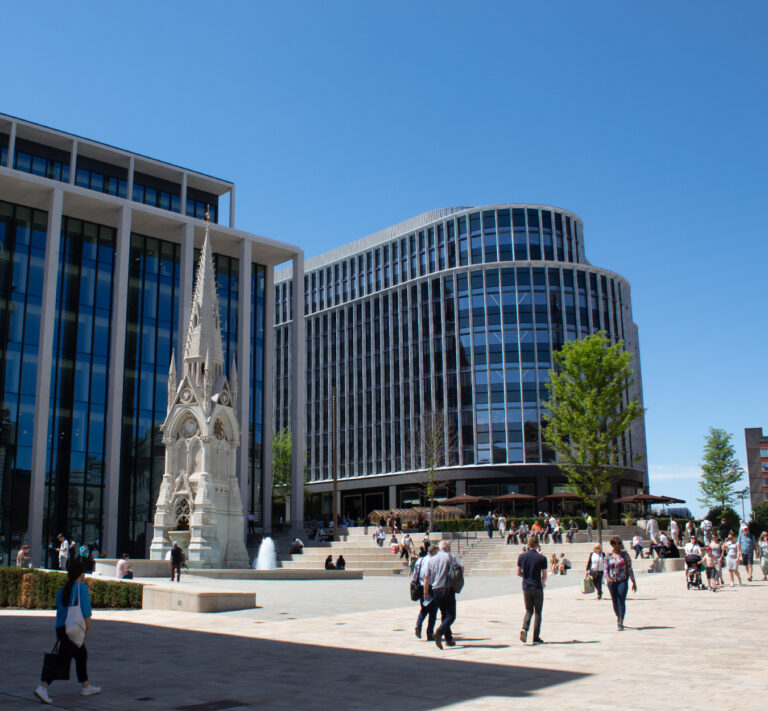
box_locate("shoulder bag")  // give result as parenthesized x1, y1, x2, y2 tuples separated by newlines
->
(65, 583, 87, 647)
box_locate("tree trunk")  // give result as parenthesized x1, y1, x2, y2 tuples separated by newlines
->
(595, 488, 603, 546)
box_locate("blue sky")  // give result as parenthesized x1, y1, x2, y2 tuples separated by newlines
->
(3, 1, 765, 516)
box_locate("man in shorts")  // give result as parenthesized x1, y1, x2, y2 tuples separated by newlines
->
(737, 524, 757, 581)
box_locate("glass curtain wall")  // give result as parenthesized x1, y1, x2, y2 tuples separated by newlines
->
(43, 217, 116, 564)
(0, 200, 46, 565)
(119, 234, 180, 557)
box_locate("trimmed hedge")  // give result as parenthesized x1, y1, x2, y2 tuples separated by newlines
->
(0, 568, 142, 609)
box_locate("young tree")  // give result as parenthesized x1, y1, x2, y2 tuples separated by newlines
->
(698, 428, 744, 511)
(415, 411, 457, 532)
(271, 427, 293, 504)
(543, 333, 645, 544)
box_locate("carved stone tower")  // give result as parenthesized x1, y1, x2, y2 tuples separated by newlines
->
(149, 223, 249, 568)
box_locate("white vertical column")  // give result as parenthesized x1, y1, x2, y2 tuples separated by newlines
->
(289, 251, 305, 530)
(229, 185, 236, 228)
(27, 188, 63, 566)
(262, 266, 275, 532)
(7, 121, 16, 168)
(102, 205, 132, 558)
(236, 239, 251, 525)
(178, 223, 194, 358)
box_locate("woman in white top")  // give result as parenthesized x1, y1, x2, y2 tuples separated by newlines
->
(585, 543, 606, 599)
(723, 533, 742, 586)
(709, 536, 724, 585)
(498, 515, 507, 540)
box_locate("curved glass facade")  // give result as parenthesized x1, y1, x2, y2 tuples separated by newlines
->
(275, 205, 646, 517)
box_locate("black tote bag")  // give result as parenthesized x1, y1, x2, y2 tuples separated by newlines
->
(42, 639, 71, 681)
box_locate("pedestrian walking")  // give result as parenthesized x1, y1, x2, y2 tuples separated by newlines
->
(423, 540, 463, 649)
(517, 534, 547, 644)
(604, 536, 637, 631)
(586, 515, 593, 542)
(669, 516, 680, 546)
(737, 524, 757, 581)
(498, 515, 507, 540)
(413, 546, 438, 641)
(57, 534, 69, 571)
(170, 542, 183, 582)
(485, 512, 494, 539)
(723, 532, 742, 586)
(585, 543, 606, 599)
(709, 535, 724, 585)
(34, 560, 101, 704)
(758, 532, 768, 581)
(16, 543, 31, 568)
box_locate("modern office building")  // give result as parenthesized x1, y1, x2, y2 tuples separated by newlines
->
(744, 427, 768, 510)
(274, 206, 647, 521)
(0, 114, 305, 566)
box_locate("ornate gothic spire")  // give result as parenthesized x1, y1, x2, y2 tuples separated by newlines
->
(183, 219, 225, 386)
(167, 349, 177, 412)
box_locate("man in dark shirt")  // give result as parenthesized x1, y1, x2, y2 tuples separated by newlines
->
(170, 542, 183, 582)
(517, 534, 548, 644)
(717, 517, 731, 542)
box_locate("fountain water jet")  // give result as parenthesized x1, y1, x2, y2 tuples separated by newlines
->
(254, 537, 277, 570)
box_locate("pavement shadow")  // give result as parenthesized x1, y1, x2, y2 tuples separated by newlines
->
(536, 640, 599, 645)
(626, 625, 674, 631)
(2, 616, 589, 710)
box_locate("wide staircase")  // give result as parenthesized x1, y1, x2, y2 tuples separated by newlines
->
(252, 525, 654, 577)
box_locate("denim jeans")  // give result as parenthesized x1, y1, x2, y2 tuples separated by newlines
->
(416, 597, 438, 638)
(522, 589, 544, 639)
(607, 579, 628, 621)
(433, 588, 456, 641)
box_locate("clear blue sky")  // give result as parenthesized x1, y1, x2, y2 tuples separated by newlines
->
(3, 1, 765, 516)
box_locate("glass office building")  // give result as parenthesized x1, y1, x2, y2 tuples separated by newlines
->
(0, 114, 303, 565)
(274, 206, 647, 521)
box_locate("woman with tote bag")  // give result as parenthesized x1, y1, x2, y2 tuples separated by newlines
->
(35, 560, 101, 704)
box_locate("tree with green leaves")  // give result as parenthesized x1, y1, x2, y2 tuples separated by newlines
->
(698, 428, 744, 511)
(271, 427, 293, 504)
(543, 332, 645, 544)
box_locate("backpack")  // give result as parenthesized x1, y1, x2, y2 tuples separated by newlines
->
(448, 555, 464, 594)
(410, 557, 424, 601)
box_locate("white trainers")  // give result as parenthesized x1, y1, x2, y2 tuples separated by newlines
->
(34, 685, 52, 704)
(81, 684, 102, 696)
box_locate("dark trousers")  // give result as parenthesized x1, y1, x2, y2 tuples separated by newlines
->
(590, 570, 604, 598)
(486, 527, 493, 539)
(416, 597, 438, 639)
(607, 579, 628, 622)
(43, 626, 88, 684)
(433, 588, 456, 641)
(522, 588, 544, 640)
(170, 562, 181, 581)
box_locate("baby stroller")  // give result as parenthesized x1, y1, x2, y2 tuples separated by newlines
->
(685, 554, 704, 590)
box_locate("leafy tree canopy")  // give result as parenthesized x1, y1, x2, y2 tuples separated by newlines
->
(543, 332, 644, 539)
(698, 428, 743, 511)
(272, 427, 293, 503)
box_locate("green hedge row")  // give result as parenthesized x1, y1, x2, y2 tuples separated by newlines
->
(0, 568, 143, 609)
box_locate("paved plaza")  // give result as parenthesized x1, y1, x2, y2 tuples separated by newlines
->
(0, 570, 765, 710)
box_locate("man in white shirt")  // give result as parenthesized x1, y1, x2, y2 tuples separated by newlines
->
(413, 546, 438, 640)
(669, 516, 680, 545)
(57, 534, 69, 571)
(423, 540, 463, 649)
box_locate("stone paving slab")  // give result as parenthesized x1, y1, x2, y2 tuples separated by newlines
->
(0, 572, 765, 710)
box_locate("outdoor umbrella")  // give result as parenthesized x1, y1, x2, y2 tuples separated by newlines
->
(614, 493, 675, 517)
(440, 494, 490, 506)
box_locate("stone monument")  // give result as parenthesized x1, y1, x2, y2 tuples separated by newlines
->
(149, 220, 249, 568)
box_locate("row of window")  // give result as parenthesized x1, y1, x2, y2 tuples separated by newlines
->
(4, 135, 220, 222)
(275, 265, 637, 480)
(275, 207, 584, 323)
